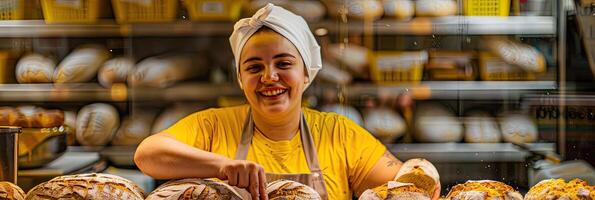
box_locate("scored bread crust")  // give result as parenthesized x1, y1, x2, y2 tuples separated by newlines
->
(359, 181, 430, 200)
(25, 173, 145, 200)
(145, 178, 249, 200)
(0, 182, 26, 200)
(524, 179, 595, 200)
(446, 180, 523, 200)
(395, 158, 440, 196)
(266, 179, 321, 200)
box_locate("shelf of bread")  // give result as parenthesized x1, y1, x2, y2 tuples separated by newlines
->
(0, 83, 124, 102)
(0, 16, 556, 37)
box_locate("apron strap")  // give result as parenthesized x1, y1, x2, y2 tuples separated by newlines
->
(235, 110, 253, 160)
(299, 113, 323, 174)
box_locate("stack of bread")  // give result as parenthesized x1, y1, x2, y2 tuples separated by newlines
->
(525, 178, 595, 200)
(0, 182, 25, 200)
(26, 173, 145, 200)
(0, 106, 64, 128)
(445, 180, 523, 200)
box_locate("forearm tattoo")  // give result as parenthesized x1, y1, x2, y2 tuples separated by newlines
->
(383, 151, 400, 167)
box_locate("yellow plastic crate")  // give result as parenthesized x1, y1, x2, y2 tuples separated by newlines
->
(184, 0, 243, 21)
(479, 52, 536, 80)
(41, 0, 105, 23)
(464, 0, 510, 16)
(112, 0, 177, 23)
(0, 0, 25, 20)
(370, 51, 427, 85)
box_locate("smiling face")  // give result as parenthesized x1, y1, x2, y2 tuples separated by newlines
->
(239, 28, 308, 116)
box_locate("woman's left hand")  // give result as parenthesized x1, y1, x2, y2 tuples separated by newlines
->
(432, 182, 441, 200)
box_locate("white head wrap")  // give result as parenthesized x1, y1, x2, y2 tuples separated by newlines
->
(229, 3, 322, 90)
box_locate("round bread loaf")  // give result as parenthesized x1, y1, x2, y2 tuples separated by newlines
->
(266, 179, 321, 200)
(359, 181, 430, 200)
(128, 56, 198, 88)
(464, 111, 501, 143)
(25, 173, 145, 200)
(525, 179, 594, 200)
(54, 44, 110, 83)
(414, 104, 463, 143)
(327, 44, 370, 75)
(382, 0, 414, 20)
(445, 180, 523, 200)
(0, 182, 25, 200)
(112, 111, 156, 146)
(499, 113, 538, 143)
(321, 104, 363, 126)
(394, 158, 440, 196)
(317, 61, 353, 85)
(98, 57, 135, 88)
(415, 0, 457, 17)
(75, 103, 120, 146)
(152, 104, 204, 133)
(364, 107, 406, 143)
(16, 53, 56, 83)
(145, 178, 250, 200)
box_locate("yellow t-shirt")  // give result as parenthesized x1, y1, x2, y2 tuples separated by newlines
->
(164, 105, 387, 200)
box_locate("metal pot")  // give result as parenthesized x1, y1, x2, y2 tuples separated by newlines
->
(18, 126, 70, 169)
(0, 126, 21, 183)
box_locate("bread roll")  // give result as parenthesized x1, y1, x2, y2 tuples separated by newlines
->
(359, 181, 430, 200)
(487, 37, 546, 73)
(25, 173, 145, 200)
(321, 104, 363, 126)
(464, 111, 501, 143)
(364, 107, 406, 143)
(13, 106, 63, 128)
(414, 104, 463, 143)
(445, 180, 523, 200)
(328, 44, 370, 75)
(15, 53, 56, 83)
(0, 107, 25, 127)
(111, 111, 156, 146)
(0, 181, 25, 200)
(318, 61, 353, 85)
(152, 104, 204, 133)
(145, 178, 250, 200)
(499, 113, 538, 143)
(76, 103, 120, 146)
(382, 0, 414, 20)
(394, 158, 440, 196)
(525, 179, 595, 200)
(54, 44, 110, 83)
(415, 0, 457, 17)
(15, 106, 42, 128)
(128, 55, 198, 88)
(98, 57, 135, 88)
(266, 179, 321, 200)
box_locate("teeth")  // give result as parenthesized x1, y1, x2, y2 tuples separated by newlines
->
(261, 89, 285, 97)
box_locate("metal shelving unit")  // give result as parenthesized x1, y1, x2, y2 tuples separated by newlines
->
(389, 143, 555, 162)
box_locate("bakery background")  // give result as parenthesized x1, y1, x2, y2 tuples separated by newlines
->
(0, 0, 594, 198)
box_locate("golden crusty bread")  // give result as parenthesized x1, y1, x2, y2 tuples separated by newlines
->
(524, 178, 595, 200)
(0, 106, 64, 128)
(25, 173, 145, 200)
(394, 158, 440, 196)
(359, 181, 430, 200)
(145, 178, 250, 200)
(0, 182, 25, 200)
(445, 180, 523, 200)
(266, 179, 321, 200)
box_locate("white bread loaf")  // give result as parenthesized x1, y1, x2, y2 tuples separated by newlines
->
(0, 182, 25, 200)
(499, 113, 538, 143)
(364, 107, 406, 143)
(15, 53, 56, 83)
(25, 173, 145, 200)
(75, 103, 120, 146)
(464, 111, 501, 143)
(266, 179, 321, 200)
(287, 0, 327, 22)
(128, 55, 199, 88)
(415, 0, 457, 17)
(152, 104, 204, 133)
(98, 57, 135, 88)
(318, 61, 353, 85)
(382, 0, 414, 20)
(111, 111, 156, 146)
(446, 180, 523, 200)
(414, 104, 463, 143)
(487, 37, 546, 73)
(53, 44, 110, 83)
(394, 158, 440, 196)
(525, 179, 595, 200)
(328, 43, 370, 75)
(321, 104, 364, 126)
(145, 178, 250, 200)
(359, 181, 430, 200)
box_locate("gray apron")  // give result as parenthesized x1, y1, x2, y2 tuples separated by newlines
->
(235, 110, 329, 200)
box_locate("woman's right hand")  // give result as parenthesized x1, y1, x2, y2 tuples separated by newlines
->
(218, 160, 268, 200)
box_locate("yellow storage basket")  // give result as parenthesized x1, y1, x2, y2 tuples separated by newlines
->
(464, 0, 511, 16)
(479, 52, 536, 81)
(184, 0, 243, 21)
(112, 0, 177, 23)
(370, 51, 427, 85)
(0, 0, 25, 20)
(41, 0, 105, 24)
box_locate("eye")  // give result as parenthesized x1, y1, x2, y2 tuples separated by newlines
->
(276, 61, 292, 69)
(245, 64, 262, 73)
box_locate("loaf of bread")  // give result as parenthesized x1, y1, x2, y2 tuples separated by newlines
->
(394, 158, 440, 196)
(0, 182, 25, 200)
(128, 55, 198, 88)
(364, 107, 406, 143)
(445, 180, 523, 200)
(15, 53, 56, 83)
(327, 43, 370, 75)
(25, 173, 145, 200)
(382, 0, 414, 20)
(152, 104, 204, 133)
(464, 111, 501, 143)
(0, 106, 64, 128)
(266, 179, 321, 200)
(415, 0, 457, 17)
(75, 103, 120, 146)
(321, 104, 364, 126)
(359, 181, 430, 200)
(111, 111, 156, 146)
(317, 61, 353, 85)
(287, 0, 327, 22)
(98, 57, 135, 88)
(525, 179, 594, 200)
(0, 107, 24, 127)
(54, 44, 110, 83)
(414, 104, 463, 143)
(487, 37, 546, 73)
(145, 178, 250, 200)
(325, 0, 384, 20)
(499, 112, 538, 143)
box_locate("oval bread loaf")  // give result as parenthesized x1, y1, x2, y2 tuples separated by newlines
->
(54, 44, 110, 83)
(25, 173, 145, 200)
(16, 53, 56, 83)
(75, 103, 119, 146)
(145, 178, 250, 200)
(0, 182, 25, 200)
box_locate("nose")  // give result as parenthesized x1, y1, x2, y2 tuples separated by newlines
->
(261, 65, 279, 83)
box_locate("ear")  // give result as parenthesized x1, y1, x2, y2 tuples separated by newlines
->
(304, 76, 310, 84)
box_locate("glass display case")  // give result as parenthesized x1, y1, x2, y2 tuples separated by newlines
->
(1, 0, 593, 198)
